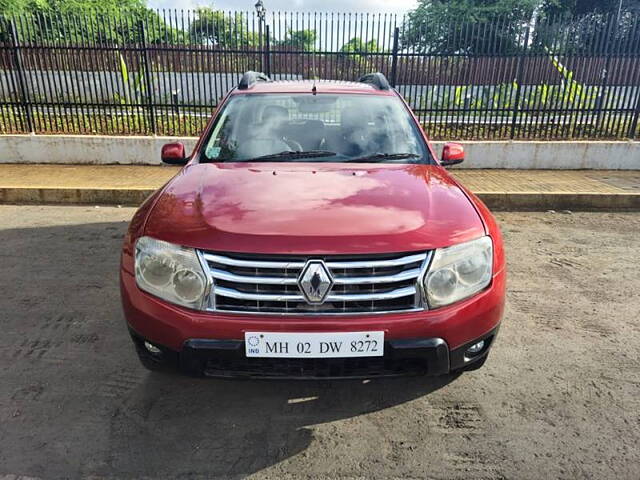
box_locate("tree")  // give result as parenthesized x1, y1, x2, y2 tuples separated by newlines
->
(0, 0, 183, 44)
(533, 0, 640, 54)
(402, 0, 539, 54)
(189, 7, 258, 47)
(339, 37, 381, 66)
(539, 0, 640, 18)
(340, 37, 380, 55)
(277, 28, 316, 50)
(0, 0, 32, 14)
(1, 0, 148, 19)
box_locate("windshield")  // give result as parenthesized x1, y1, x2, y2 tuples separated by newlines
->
(201, 93, 432, 164)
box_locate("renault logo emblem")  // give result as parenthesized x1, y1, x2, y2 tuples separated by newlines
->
(298, 260, 333, 304)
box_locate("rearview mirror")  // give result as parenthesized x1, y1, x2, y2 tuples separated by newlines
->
(161, 142, 187, 165)
(440, 142, 464, 167)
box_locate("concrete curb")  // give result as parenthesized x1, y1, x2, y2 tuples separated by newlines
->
(479, 192, 640, 211)
(1, 135, 638, 169)
(0, 187, 153, 206)
(2, 187, 639, 211)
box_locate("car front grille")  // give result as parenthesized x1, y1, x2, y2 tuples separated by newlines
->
(200, 251, 431, 315)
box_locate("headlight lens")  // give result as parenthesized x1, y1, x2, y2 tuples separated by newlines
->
(424, 236, 493, 308)
(135, 236, 208, 310)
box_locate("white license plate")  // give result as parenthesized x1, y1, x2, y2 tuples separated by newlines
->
(244, 331, 384, 358)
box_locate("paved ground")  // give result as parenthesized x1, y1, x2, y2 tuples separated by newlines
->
(1, 164, 640, 210)
(1, 206, 639, 479)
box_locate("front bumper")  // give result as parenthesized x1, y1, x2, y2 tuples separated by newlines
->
(130, 327, 498, 379)
(121, 267, 505, 353)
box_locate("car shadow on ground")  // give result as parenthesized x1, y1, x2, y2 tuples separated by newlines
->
(108, 372, 459, 477)
(0, 218, 458, 478)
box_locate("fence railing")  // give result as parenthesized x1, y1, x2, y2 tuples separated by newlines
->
(0, 10, 639, 139)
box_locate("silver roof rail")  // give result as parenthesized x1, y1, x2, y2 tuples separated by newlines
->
(357, 72, 390, 90)
(238, 71, 272, 90)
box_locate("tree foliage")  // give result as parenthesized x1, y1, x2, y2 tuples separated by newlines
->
(402, 0, 640, 55)
(1, 0, 146, 16)
(533, 0, 640, 54)
(402, 0, 539, 54)
(0, 0, 183, 44)
(277, 29, 316, 50)
(539, 0, 640, 18)
(340, 37, 380, 54)
(188, 8, 259, 47)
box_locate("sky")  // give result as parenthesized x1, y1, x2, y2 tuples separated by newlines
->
(147, 0, 419, 15)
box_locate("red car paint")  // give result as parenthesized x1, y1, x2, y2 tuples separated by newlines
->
(141, 163, 485, 254)
(120, 79, 505, 368)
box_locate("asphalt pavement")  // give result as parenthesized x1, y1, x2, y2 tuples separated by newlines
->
(1, 206, 639, 479)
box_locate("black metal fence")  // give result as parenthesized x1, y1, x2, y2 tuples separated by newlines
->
(1, 10, 639, 139)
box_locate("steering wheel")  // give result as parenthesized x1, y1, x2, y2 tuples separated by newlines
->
(283, 138, 303, 152)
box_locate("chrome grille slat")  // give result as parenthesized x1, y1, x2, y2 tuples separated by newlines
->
(216, 287, 304, 302)
(203, 254, 305, 269)
(203, 251, 431, 315)
(215, 285, 417, 303)
(325, 253, 427, 269)
(333, 268, 422, 285)
(203, 252, 427, 270)
(210, 268, 299, 285)
(210, 267, 422, 286)
(327, 286, 416, 302)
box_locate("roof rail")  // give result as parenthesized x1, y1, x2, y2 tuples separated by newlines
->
(238, 71, 271, 90)
(357, 72, 390, 90)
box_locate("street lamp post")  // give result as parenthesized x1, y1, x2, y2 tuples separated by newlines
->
(255, 0, 266, 72)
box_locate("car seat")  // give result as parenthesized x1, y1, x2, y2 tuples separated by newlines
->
(324, 108, 370, 157)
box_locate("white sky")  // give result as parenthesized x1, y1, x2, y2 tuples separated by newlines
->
(147, 0, 418, 15)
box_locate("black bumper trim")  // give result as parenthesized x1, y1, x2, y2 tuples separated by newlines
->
(129, 327, 499, 379)
(185, 339, 243, 350)
(179, 336, 451, 379)
(449, 326, 500, 372)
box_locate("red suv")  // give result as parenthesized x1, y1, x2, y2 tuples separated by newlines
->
(120, 72, 505, 379)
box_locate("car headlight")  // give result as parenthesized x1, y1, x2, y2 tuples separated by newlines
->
(135, 236, 209, 310)
(424, 236, 493, 308)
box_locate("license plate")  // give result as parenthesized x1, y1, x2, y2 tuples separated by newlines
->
(244, 331, 384, 358)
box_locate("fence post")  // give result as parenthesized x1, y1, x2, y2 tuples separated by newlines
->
(390, 27, 400, 88)
(509, 23, 531, 139)
(9, 18, 34, 133)
(138, 20, 156, 135)
(265, 24, 271, 77)
(595, 16, 616, 136)
(629, 92, 640, 139)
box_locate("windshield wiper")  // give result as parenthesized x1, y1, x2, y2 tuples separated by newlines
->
(343, 153, 421, 163)
(240, 150, 337, 162)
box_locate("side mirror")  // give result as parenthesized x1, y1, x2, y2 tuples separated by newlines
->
(161, 142, 187, 165)
(440, 142, 464, 167)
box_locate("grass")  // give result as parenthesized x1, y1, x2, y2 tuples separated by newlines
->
(0, 109, 207, 137)
(425, 121, 639, 140)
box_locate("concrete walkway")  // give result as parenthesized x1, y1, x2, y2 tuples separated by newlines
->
(1, 164, 639, 210)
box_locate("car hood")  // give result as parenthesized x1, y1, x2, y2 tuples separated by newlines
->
(144, 162, 485, 254)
